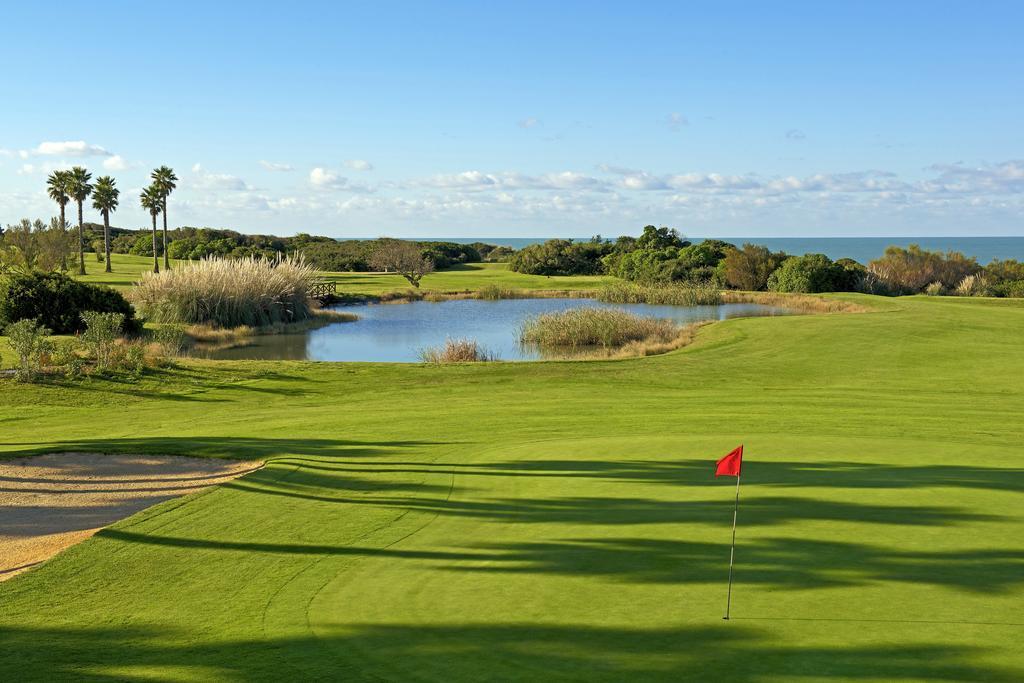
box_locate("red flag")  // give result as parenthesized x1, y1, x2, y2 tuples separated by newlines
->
(715, 445, 743, 477)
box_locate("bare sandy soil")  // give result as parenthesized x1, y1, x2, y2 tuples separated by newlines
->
(0, 453, 261, 581)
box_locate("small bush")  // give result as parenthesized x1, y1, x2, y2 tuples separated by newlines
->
(721, 243, 787, 291)
(598, 281, 722, 306)
(520, 307, 679, 349)
(152, 324, 187, 356)
(80, 311, 125, 370)
(0, 271, 138, 334)
(5, 319, 53, 382)
(419, 338, 496, 363)
(991, 279, 1024, 298)
(768, 254, 840, 293)
(131, 255, 316, 327)
(51, 341, 86, 379)
(924, 281, 945, 296)
(107, 342, 149, 376)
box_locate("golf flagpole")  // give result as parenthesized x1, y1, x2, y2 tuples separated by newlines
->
(714, 444, 744, 621)
(724, 472, 740, 620)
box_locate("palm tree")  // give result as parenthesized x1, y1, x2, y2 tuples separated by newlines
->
(151, 166, 178, 270)
(65, 166, 93, 275)
(91, 176, 120, 273)
(140, 185, 163, 273)
(46, 170, 72, 271)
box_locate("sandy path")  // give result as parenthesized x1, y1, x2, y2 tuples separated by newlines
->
(0, 453, 261, 581)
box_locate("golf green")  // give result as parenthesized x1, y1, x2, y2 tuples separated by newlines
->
(1, 292, 1022, 681)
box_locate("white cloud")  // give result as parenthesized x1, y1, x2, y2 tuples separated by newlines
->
(33, 140, 111, 157)
(344, 159, 373, 171)
(103, 155, 130, 171)
(189, 164, 252, 191)
(419, 170, 607, 192)
(517, 117, 540, 129)
(666, 112, 689, 131)
(785, 129, 807, 141)
(260, 160, 294, 172)
(310, 166, 347, 188)
(922, 160, 1024, 195)
(309, 167, 374, 193)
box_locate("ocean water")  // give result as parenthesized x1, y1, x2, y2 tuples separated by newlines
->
(411, 236, 1024, 264)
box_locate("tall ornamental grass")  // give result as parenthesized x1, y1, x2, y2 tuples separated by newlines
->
(597, 281, 722, 306)
(131, 255, 317, 327)
(520, 307, 679, 349)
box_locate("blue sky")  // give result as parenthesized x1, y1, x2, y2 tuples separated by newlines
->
(2, 1, 1022, 237)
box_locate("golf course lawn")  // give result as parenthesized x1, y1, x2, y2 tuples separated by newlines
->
(1, 291, 1023, 681)
(74, 253, 612, 294)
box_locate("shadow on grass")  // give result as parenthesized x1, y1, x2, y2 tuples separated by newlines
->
(95, 526, 1024, 594)
(0, 436, 445, 461)
(0, 622, 1018, 681)
(280, 456, 1024, 493)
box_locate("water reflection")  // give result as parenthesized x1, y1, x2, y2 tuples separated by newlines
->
(197, 298, 787, 362)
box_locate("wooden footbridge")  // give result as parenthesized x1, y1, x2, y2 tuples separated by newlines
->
(307, 280, 337, 301)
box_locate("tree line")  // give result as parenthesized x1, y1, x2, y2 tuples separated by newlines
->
(39, 166, 178, 275)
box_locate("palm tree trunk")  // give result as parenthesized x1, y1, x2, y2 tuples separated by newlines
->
(77, 201, 86, 275)
(162, 201, 170, 269)
(103, 212, 112, 273)
(59, 203, 68, 271)
(151, 214, 160, 273)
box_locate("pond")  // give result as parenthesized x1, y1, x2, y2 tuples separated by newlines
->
(195, 298, 788, 362)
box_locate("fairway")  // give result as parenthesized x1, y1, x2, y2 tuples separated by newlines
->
(72, 253, 613, 294)
(1, 293, 1023, 681)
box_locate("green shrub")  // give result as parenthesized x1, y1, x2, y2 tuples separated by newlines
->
(991, 279, 1024, 298)
(768, 254, 840, 293)
(520, 307, 679, 349)
(418, 242, 482, 269)
(130, 255, 316, 327)
(111, 342, 148, 376)
(5, 319, 53, 382)
(152, 324, 187, 355)
(51, 341, 86, 379)
(509, 239, 612, 276)
(80, 311, 125, 370)
(721, 244, 788, 291)
(0, 271, 138, 334)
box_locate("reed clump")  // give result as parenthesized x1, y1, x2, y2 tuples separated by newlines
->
(520, 307, 679, 349)
(721, 290, 866, 313)
(597, 281, 722, 306)
(418, 338, 497, 363)
(131, 255, 317, 327)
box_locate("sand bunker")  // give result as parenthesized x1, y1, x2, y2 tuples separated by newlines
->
(0, 453, 261, 581)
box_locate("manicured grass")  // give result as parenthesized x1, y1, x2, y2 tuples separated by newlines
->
(76, 253, 184, 290)
(323, 261, 613, 295)
(1, 295, 1023, 680)
(77, 254, 612, 294)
